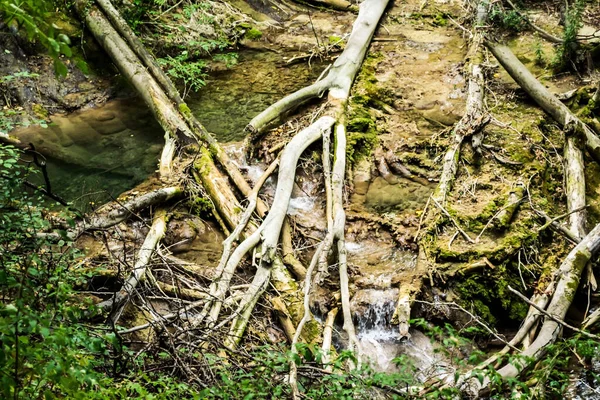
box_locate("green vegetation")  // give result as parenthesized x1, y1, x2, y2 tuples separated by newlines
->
(158, 51, 208, 97)
(0, 144, 110, 397)
(124, 0, 239, 96)
(0, 0, 73, 76)
(346, 53, 394, 165)
(3, 1, 600, 399)
(489, 4, 525, 32)
(534, 40, 546, 66)
(554, 0, 585, 70)
(244, 27, 263, 40)
(0, 73, 48, 135)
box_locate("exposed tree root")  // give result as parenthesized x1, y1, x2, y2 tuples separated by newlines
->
(449, 37, 600, 397)
(214, 0, 390, 361)
(202, 117, 335, 346)
(394, 1, 489, 337)
(76, 0, 310, 341)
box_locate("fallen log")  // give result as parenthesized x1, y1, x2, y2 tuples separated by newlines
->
(485, 41, 600, 163)
(84, 186, 183, 231)
(94, 0, 267, 216)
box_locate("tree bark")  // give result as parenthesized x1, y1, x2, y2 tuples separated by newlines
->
(486, 41, 600, 163)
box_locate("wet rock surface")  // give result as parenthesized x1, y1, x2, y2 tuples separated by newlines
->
(10, 98, 164, 206)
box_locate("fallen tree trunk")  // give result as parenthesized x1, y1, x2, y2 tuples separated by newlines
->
(83, 186, 183, 231)
(94, 0, 267, 216)
(486, 41, 600, 163)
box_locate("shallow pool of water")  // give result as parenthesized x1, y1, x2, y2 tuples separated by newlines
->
(188, 50, 326, 142)
(11, 50, 327, 206)
(13, 98, 164, 208)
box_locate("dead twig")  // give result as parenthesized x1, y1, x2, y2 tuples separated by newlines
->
(431, 196, 475, 244)
(507, 285, 600, 340)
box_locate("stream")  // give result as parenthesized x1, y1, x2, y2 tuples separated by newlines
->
(9, 4, 598, 393)
(9, 40, 452, 380)
(11, 50, 326, 208)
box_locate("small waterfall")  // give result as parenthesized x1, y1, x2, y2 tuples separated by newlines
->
(354, 290, 400, 372)
(351, 288, 451, 380)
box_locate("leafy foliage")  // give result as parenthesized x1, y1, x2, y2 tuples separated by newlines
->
(122, 0, 238, 96)
(0, 0, 73, 76)
(158, 51, 208, 97)
(0, 144, 111, 398)
(489, 4, 525, 32)
(554, 0, 585, 70)
(0, 73, 48, 135)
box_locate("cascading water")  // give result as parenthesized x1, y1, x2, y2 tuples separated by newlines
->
(353, 289, 401, 372)
(351, 288, 451, 380)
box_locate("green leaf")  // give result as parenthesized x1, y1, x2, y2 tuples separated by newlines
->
(75, 59, 89, 75)
(57, 33, 71, 45)
(53, 59, 68, 77)
(59, 43, 72, 57)
(48, 38, 60, 54)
